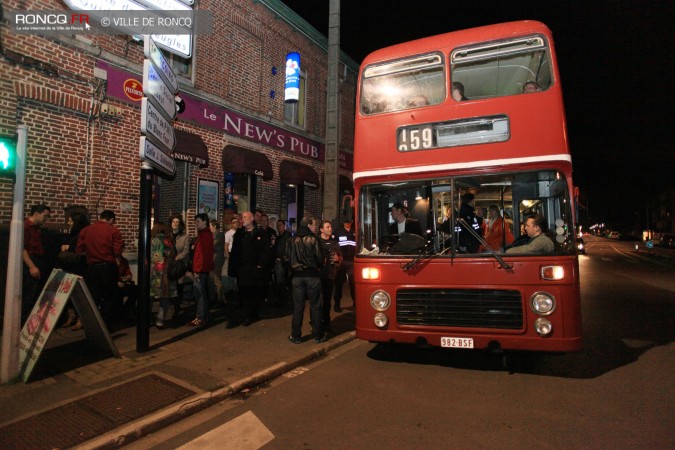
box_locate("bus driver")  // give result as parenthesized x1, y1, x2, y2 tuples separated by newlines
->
(506, 214, 554, 254)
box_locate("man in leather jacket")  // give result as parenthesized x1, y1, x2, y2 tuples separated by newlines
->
(285, 216, 327, 343)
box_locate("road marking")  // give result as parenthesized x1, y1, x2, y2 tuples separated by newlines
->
(283, 366, 310, 378)
(177, 411, 274, 450)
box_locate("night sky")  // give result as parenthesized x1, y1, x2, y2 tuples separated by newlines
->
(281, 0, 674, 229)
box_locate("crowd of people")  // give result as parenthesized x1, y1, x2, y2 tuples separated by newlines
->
(20, 204, 356, 343)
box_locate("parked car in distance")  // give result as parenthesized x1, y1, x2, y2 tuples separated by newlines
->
(654, 233, 674, 248)
(576, 237, 586, 254)
(607, 231, 621, 239)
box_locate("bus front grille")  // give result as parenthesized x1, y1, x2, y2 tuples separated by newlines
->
(396, 289, 523, 329)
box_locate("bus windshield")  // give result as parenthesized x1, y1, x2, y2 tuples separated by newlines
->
(358, 169, 575, 257)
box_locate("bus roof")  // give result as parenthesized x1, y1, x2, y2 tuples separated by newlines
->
(362, 21, 554, 65)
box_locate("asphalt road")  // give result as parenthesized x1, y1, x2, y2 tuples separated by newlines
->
(127, 236, 674, 449)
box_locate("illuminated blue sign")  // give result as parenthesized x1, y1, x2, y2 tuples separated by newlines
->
(285, 52, 300, 102)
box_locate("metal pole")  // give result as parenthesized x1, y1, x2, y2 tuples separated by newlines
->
(136, 162, 153, 352)
(322, 0, 340, 221)
(1, 125, 28, 383)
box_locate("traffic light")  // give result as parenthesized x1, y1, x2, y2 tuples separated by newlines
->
(0, 134, 17, 179)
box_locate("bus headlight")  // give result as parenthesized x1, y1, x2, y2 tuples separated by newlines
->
(374, 313, 388, 328)
(370, 290, 391, 311)
(534, 318, 553, 336)
(530, 292, 556, 316)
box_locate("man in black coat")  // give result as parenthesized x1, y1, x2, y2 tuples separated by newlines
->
(457, 193, 483, 253)
(229, 211, 271, 326)
(389, 202, 423, 237)
(285, 216, 326, 343)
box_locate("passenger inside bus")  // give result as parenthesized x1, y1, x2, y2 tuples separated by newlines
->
(451, 82, 468, 101)
(406, 94, 430, 108)
(389, 202, 424, 237)
(522, 81, 540, 93)
(505, 214, 554, 254)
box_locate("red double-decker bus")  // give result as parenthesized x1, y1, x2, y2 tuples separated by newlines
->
(353, 21, 581, 353)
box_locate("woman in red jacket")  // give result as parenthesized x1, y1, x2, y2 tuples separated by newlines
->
(483, 205, 514, 252)
(188, 213, 214, 327)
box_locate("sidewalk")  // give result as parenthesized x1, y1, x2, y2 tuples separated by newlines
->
(0, 299, 356, 449)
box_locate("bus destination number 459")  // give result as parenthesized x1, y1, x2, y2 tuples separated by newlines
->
(397, 124, 435, 151)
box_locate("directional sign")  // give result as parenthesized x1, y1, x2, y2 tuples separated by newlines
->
(143, 60, 177, 121)
(144, 37, 178, 94)
(141, 98, 176, 153)
(140, 136, 176, 176)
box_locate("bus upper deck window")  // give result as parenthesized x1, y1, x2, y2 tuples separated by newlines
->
(361, 53, 445, 115)
(450, 35, 553, 100)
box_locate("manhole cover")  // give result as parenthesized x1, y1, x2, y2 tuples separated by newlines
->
(0, 374, 195, 449)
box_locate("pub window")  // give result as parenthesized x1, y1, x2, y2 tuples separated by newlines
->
(284, 70, 306, 128)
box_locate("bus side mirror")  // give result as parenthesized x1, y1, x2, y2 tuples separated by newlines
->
(341, 195, 354, 223)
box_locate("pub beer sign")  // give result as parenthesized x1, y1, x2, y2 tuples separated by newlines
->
(285, 52, 300, 102)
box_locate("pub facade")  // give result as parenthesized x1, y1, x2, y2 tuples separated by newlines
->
(0, 0, 358, 253)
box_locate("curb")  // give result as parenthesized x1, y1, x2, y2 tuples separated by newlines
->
(76, 331, 357, 449)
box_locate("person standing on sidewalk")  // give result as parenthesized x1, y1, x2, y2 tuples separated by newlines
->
(228, 211, 271, 326)
(150, 223, 176, 329)
(188, 213, 214, 327)
(285, 216, 326, 344)
(333, 219, 356, 312)
(273, 219, 292, 307)
(76, 210, 123, 328)
(222, 216, 239, 305)
(170, 214, 191, 318)
(209, 221, 225, 307)
(319, 221, 342, 332)
(22, 204, 52, 323)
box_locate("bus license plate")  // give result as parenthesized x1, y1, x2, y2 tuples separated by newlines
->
(440, 337, 474, 348)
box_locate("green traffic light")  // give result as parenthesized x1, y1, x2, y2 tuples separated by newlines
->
(0, 135, 17, 177)
(0, 143, 11, 169)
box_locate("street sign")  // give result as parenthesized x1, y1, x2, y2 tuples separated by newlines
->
(141, 98, 176, 153)
(144, 37, 178, 94)
(19, 270, 120, 382)
(140, 136, 176, 176)
(143, 60, 177, 121)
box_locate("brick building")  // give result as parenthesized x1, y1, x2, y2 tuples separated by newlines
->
(0, 0, 358, 255)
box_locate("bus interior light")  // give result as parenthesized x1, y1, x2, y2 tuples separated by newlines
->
(362, 267, 381, 280)
(541, 265, 564, 280)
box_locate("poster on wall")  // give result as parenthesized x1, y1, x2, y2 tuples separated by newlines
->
(198, 178, 219, 222)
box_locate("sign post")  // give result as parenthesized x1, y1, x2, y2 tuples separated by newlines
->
(137, 36, 179, 352)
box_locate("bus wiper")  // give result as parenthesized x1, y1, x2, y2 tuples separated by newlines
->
(456, 218, 513, 270)
(400, 240, 451, 271)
